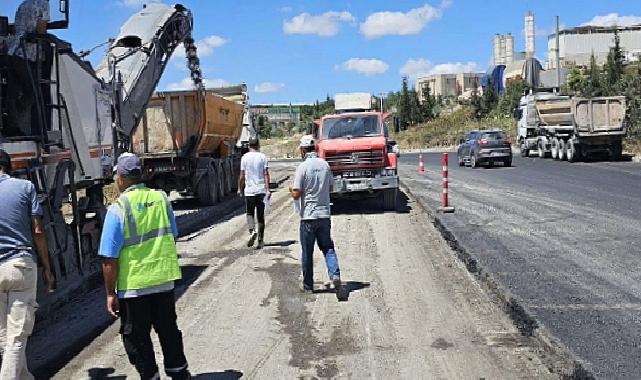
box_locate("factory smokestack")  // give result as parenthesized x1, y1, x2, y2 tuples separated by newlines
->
(525, 11, 535, 58)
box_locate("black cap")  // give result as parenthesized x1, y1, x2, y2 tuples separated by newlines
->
(0, 149, 11, 172)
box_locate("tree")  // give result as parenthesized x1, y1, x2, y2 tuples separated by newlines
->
(496, 80, 528, 117)
(469, 78, 482, 119)
(605, 30, 624, 94)
(399, 76, 411, 130)
(585, 53, 604, 97)
(566, 66, 587, 95)
(420, 82, 437, 121)
(480, 78, 499, 117)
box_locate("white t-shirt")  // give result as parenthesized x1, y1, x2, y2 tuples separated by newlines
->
(240, 151, 269, 196)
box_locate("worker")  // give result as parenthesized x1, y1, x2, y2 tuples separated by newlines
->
(0, 149, 54, 380)
(99, 153, 190, 380)
(289, 136, 346, 300)
(237, 136, 270, 250)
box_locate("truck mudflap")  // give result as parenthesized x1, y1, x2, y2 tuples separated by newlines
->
(332, 175, 399, 194)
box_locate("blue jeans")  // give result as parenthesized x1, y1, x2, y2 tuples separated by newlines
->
(300, 218, 340, 290)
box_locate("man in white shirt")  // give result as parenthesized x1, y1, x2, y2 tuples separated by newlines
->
(238, 136, 270, 249)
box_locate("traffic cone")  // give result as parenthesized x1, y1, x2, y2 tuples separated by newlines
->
(418, 154, 425, 174)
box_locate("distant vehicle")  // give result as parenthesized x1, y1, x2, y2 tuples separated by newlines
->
(516, 93, 626, 162)
(457, 130, 512, 168)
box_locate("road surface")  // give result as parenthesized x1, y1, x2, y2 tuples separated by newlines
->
(51, 163, 557, 379)
(400, 152, 641, 379)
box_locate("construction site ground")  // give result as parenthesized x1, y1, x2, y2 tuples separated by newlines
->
(37, 162, 566, 379)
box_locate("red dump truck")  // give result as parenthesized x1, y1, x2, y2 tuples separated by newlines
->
(313, 93, 399, 210)
(132, 86, 247, 205)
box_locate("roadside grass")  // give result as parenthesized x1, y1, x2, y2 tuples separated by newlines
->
(390, 109, 517, 150)
(261, 134, 302, 159)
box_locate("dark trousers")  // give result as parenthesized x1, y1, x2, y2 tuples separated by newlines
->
(300, 219, 341, 290)
(119, 290, 189, 380)
(245, 194, 265, 239)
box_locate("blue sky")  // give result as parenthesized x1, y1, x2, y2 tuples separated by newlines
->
(2, 0, 640, 104)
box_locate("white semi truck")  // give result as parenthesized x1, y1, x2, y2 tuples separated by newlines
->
(517, 93, 627, 162)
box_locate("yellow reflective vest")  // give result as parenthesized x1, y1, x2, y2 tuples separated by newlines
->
(115, 186, 181, 291)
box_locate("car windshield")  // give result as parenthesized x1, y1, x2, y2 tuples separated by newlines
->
(480, 131, 507, 140)
(322, 115, 381, 140)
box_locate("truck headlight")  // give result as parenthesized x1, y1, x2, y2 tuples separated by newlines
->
(381, 168, 396, 177)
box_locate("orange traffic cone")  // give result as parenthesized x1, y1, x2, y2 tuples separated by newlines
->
(418, 154, 425, 174)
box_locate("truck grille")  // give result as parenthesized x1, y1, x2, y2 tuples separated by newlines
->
(325, 149, 384, 168)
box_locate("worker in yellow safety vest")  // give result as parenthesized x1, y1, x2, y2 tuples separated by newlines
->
(99, 153, 190, 380)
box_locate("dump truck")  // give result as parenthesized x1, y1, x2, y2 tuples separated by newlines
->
(312, 93, 399, 210)
(517, 93, 627, 162)
(132, 86, 247, 205)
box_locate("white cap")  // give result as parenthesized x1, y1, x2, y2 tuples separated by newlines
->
(299, 135, 315, 148)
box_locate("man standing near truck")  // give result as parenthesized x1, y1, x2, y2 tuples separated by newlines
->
(289, 136, 346, 300)
(238, 136, 270, 250)
(0, 149, 54, 380)
(99, 153, 190, 380)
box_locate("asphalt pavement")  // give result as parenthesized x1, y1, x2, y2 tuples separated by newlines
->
(399, 152, 641, 379)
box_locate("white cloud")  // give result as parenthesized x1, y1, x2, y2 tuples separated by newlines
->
(400, 58, 479, 79)
(582, 13, 641, 27)
(197, 35, 228, 57)
(254, 82, 286, 93)
(400, 58, 433, 79)
(360, 2, 451, 39)
(118, 0, 163, 9)
(165, 77, 229, 91)
(280, 6, 293, 13)
(336, 58, 389, 76)
(283, 11, 356, 37)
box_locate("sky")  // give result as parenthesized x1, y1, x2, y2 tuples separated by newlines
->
(2, 0, 640, 104)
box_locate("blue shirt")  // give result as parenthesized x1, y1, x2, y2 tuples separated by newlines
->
(0, 174, 42, 262)
(98, 184, 178, 298)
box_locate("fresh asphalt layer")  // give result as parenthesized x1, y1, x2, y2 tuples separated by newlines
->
(399, 152, 641, 379)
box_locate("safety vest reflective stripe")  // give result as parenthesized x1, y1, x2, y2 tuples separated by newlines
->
(118, 192, 174, 247)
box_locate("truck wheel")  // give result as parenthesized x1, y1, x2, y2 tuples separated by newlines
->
(567, 140, 578, 163)
(382, 189, 397, 211)
(520, 141, 529, 157)
(197, 167, 218, 206)
(610, 142, 623, 161)
(537, 141, 546, 158)
(216, 162, 226, 199)
(551, 138, 559, 160)
(224, 160, 233, 195)
(558, 139, 567, 161)
(504, 159, 512, 167)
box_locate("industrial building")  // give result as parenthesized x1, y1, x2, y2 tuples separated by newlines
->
(493, 34, 514, 66)
(416, 72, 484, 102)
(547, 24, 641, 69)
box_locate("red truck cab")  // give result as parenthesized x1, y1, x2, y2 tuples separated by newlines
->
(315, 108, 399, 210)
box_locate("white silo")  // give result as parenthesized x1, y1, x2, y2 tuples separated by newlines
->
(525, 11, 535, 58)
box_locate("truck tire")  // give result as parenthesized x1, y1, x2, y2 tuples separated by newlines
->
(537, 140, 546, 159)
(223, 160, 233, 195)
(558, 139, 567, 161)
(567, 140, 578, 163)
(215, 161, 226, 199)
(197, 167, 218, 206)
(382, 188, 397, 211)
(551, 138, 559, 160)
(610, 142, 623, 161)
(520, 141, 529, 157)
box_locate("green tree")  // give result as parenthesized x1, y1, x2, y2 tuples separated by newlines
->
(496, 80, 528, 117)
(399, 76, 411, 130)
(469, 78, 482, 119)
(605, 30, 624, 94)
(585, 53, 604, 97)
(420, 82, 437, 121)
(621, 64, 641, 141)
(480, 78, 499, 117)
(566, 66, 587, 95)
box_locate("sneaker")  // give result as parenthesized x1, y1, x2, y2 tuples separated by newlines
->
(256, 240, 264, 250)
(247, 231, 258, 247)
(333, 276, 346, 300)
(300, 285, 314, 294)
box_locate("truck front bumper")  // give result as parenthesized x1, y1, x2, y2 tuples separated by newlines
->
(332, 175, 399, 194)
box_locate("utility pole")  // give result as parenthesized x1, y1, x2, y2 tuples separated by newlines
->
(379, 92, 385, 112)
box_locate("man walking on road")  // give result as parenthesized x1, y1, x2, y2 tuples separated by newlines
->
(99, 153, 190, 380)
(0, 149, 54, 380)
(238, 136, 270, 250)
(289, 136, 346, 300)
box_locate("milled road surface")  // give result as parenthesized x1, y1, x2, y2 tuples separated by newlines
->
(52, 165, 557, 379)
(400, 152, 641, 379)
